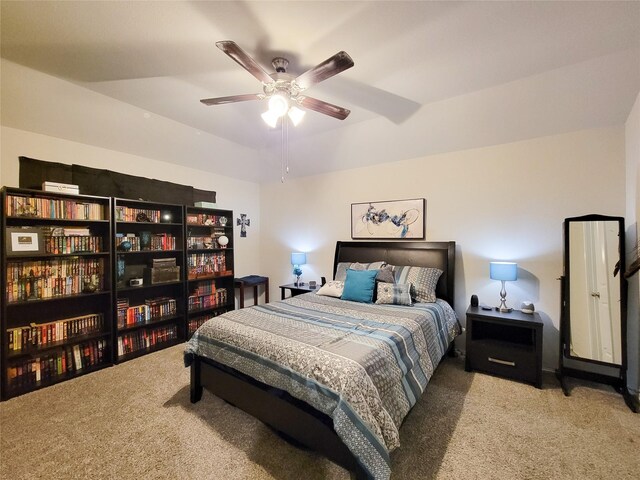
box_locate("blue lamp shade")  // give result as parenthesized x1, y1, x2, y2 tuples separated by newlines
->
(291, 252, 307, 266)
(490, 262, 518, 281)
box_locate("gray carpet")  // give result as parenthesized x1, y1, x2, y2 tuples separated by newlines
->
(1, 344, 638, 480)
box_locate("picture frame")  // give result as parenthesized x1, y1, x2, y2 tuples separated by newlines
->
(7, 227, 44, 256)
(351, 198, 425, 239)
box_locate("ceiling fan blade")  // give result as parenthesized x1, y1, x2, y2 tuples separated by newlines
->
(299, 96, 351, 120)
(294, 51, 354, 90)
(216, 41, 274, 85)
(200, 93, 262, 106)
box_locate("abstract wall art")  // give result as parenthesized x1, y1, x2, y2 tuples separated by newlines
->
(351, 198, 425, 239)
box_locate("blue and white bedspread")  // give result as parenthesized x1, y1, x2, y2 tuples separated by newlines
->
(185, 293, 459, 480)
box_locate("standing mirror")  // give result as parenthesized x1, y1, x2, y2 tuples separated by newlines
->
(557, 214, 636, 411)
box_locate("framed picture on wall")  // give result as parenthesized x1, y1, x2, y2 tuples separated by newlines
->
(351, 198, 425, 239)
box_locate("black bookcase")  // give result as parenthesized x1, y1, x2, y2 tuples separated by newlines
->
(1, 187, 113, 400)
(113, 198, 185, 362)
(185, 206, 235, 339)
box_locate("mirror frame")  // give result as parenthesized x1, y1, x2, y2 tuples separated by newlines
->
(563, 214, 627, 367)
(557, 214, 637, 412)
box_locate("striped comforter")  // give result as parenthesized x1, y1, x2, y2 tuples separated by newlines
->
(184, 293, 459, 480)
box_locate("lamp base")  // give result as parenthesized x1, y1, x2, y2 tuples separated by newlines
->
(496, 306, 513, 313)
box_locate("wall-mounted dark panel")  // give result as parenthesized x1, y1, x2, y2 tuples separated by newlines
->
(19, 156, 215, 205)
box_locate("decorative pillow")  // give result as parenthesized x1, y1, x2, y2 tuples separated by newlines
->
(341, 269, 379, 303)
(335, 261, 385, 282)
(375, 282, 413, 306)
(375, 264, 395, 283)
(393, 266, 443, 303)
(315, 280, 344, 298)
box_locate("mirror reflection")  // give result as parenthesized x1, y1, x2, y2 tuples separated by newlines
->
(568, 220, 621, 365)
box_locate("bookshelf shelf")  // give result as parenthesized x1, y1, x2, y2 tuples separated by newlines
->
(1, 187, 113, 400)
(117, 337, 181, 363)
(7, 361, 111, 397)
(6, 331, 111, 360)
(5, 290, 110, 307)
(117, 313, 184, 333)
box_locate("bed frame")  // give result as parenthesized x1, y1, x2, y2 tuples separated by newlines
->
(189, 241, 456, 479)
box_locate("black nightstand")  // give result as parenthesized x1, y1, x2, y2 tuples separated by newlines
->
(465, 306, 543, 388)
(279, 283, 318, 300)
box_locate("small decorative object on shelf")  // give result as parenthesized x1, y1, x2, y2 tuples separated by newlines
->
(82, 276, 98, 293)
(118, 240, 132, 251)
(218, 217, 228, 226)
(217, 235, 229, 248)
(160, 210, 173, 223)
(136, 211, 151, 222)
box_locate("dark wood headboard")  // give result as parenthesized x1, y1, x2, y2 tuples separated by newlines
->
(333, 241, 456, 308)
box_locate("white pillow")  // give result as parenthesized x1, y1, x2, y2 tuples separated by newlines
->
(316, 280, 344, 297)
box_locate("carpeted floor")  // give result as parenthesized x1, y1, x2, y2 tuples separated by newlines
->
(1, 344, 638, 480)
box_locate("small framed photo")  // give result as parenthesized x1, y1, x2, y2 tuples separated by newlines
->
(7, 228, 44, 256)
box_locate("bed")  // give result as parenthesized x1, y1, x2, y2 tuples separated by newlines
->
(185, 241, 458, 479)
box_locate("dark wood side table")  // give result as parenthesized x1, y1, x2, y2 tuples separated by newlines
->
(235, 276, 269, 309)
(465, 306, 543, 388)
(280, 283, 318, 300)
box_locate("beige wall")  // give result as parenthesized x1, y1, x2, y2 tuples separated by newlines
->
(0, 126, 262, 305)
(625, 92, 640, 399)
(260, 127, 626, 370)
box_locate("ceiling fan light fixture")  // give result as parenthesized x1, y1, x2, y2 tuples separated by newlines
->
(261, 109, 280, 128)
(268, 93, 289, 118)
(287, 106, 305, 126)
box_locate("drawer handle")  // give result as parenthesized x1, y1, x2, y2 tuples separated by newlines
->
(488, 357, 516, 367)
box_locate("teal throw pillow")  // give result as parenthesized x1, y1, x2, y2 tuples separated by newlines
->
(341, 268, 379, 303)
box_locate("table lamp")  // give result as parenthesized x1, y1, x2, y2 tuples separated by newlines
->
(291, 252, 306, 286)
(490, 261, 517, 313)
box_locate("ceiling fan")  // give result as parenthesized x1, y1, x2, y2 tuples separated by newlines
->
(200, 41, 354, 125)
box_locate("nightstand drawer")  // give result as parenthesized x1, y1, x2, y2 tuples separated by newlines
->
(468, 340, 537, 384)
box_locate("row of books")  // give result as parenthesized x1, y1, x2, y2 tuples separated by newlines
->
(115, 206, 161, 223)
(188, 289, 228, 311)
(6, 339, 108, 389)
(188, 312, 225, 335)
(116, 297, 177, 328)
(6, 258, 104, 280)
(117, 325, 177, 357)
(186, 213, 227, 226)
(190, 280, 216, 296)
(7, 313, 104, 352)
(5, 195, 105, 220)
(44, 234, 103, 254)
(116, 233, 176, 251)
(187, 252, 228, 279)
(6, 258, 104, 302)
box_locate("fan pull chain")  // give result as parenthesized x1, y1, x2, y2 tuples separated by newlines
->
(280, 117, 291, 183)
(285, 118, 289, 175)
(280, 118, 285, 183)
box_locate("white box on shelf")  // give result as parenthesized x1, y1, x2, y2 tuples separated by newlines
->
(195, 201, 216, 208)
(42, 181, 80, 194)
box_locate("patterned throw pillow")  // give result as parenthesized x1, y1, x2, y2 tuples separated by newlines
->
(315, 280, 344, 298)
(375, 282, 413, 306)
(335, 261, 386, 281)
(393, 265, 443, 303)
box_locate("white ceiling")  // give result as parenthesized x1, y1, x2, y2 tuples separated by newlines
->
(1, 1, 639, 183)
